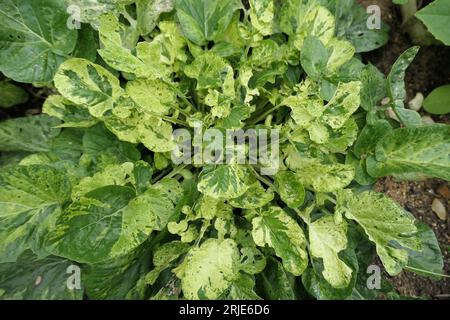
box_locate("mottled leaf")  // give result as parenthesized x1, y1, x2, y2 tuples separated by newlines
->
(334, 0, 389, 52)
(198, 164, 250, 199)
(175, 0, 242, 46)
(0, 165, 71, 263)
(0, 251, 83, 299)
(0, 115, 61, 152)
(251, 206, 308, 276)
(43, 95, 97, 128)
(136, 0, 175, 35)
(336, 190, 420, 275)
(367, 125, 450, 181)
(54, 58, 123, 117)
(47, 184, 177, 263)
(229, 182, 274, 209)
(173, 238, 240, 299)
(274, 171, 305, 208)
(308, 215, 352, 288)
(387, 47, 420, 125)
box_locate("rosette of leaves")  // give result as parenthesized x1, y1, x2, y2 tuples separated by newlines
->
(0, 0, 448, 300)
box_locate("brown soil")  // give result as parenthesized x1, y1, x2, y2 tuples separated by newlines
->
(359, 0, 450, 299)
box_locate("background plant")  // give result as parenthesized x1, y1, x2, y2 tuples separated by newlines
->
(393, 0, 450, 115)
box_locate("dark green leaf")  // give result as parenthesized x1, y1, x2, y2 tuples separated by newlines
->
(0, 81, 28, 108)
(0, 251, 83, 300)
(359, 64, 386, 111)
(387, 47, 419, 125)
(0, 165, 71, 262)
(334, 0, 389, 53)
(0, 115, 61, 152)
(0, 0, 78, 82)
(406, 222, 444, 279)
(175, 0, 242, 46)
(300, 36, 330, 80)
(257, 257, 297, 300)
(423, 84, 450, 115)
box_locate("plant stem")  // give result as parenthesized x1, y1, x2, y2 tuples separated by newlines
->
(249, 165, 315, 226)
(121, 10, 137, 29)
(324, 194, 337, 204)
(194, 221, 211, 246)
(399, 0, 418, 24)
(405, 266, 450, 278)
(246, 103, 283, 126)
(146, 108, 188, 125)
(153, 164, 189, 184)
(171, 104, 192, 118)
(151, 168, 171, 184)
(398, 0, 436, 45)
(248, 166, 277, 192)
(294, 207, 311, 225)
(154, 113, 188, 126)
(166, 164, 189, 180)
(163, 80, 199, 113)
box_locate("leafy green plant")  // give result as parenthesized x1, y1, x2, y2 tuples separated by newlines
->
(393, 0, 450, 115)
(423, 84, 450, 115)
(0, 79, 28, 108)
(0, 0, 78, 83)
(415, 0, 450, 45)
(0, 0, 448, 300)
(393, 0, 450, 45)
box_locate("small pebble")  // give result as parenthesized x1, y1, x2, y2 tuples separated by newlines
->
(35, 276, 42, 286)
(431, 198, 447, 220)
(25, 108, 41, 116)
(437, 184, 450, 200)
(386, 107, 399, 121)
(421, 115, 435, 124)
(408, 93, 424, 111)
